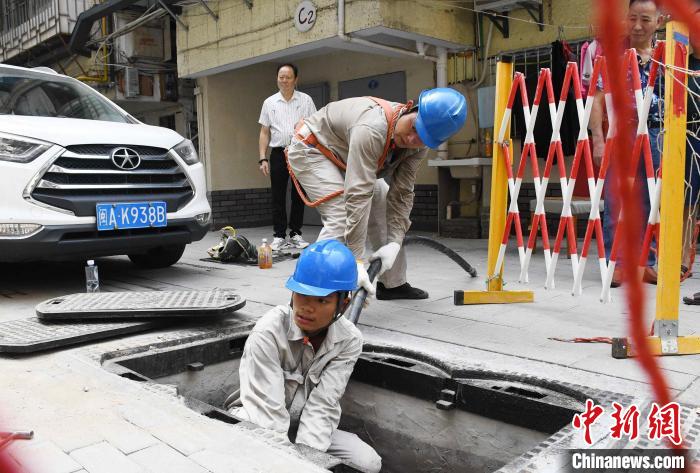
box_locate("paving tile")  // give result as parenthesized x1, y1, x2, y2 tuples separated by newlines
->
(70, 442, 144, 473)
(649, 351, 700, 377)
(444, 301, 521, 318)
(129, 444, 207, 473)
(99, 422, 158, 455)
(118, 405, 175, 431)
(45, 426, 104, 453)
(568, 355, 697, 391)
(7, 228, 700, 473)
(147, 422, 211, 456)
(676, 376, 700, 405)
(189, 449, 261, 473)
(189, 443, 327, 473)
(8, 441, 82, 473)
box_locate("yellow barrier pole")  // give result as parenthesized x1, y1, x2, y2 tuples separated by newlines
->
(612, 21, 700, 358)
(655, 21, 688, 349)
(455, 56, 534, 305)
(486, 56, 513, 292)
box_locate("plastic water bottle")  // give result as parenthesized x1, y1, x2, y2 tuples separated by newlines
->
(85, 260, 100, 293)
(258, 239, 272, 269)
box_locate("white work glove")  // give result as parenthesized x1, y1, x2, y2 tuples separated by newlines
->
(356, 261, 376, 297)
(369, 242, 401, 277)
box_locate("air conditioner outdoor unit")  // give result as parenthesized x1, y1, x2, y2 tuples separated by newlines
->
(124, 67, 139, 98)
(114, 12, 165, 60)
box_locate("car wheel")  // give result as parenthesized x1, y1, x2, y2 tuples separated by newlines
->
(128, 244, 186, 268)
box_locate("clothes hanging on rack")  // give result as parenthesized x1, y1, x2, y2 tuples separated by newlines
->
(512, 41, 579, 162)
(580, 39, 604, 98)
(549, 40, 580, 157)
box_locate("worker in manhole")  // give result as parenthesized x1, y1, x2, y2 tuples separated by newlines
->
(286, 88, 467, 300)
(224, 239, 381, 472)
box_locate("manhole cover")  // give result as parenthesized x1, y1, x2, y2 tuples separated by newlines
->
(0, 317, 162, 354)
(36, 289, 246, 320)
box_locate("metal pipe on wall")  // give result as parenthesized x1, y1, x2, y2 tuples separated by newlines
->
(436, 46, 448, 160)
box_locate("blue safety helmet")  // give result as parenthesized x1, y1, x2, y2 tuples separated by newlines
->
(285, 239, 358, 296)
(414, 88, 467, 149)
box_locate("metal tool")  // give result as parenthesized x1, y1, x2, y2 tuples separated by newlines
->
(346, 259, 382, 325)
(0, 430, 33, 449)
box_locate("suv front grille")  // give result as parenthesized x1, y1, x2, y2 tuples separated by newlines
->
(31, 144, 195, 216)
(65, 144, 168, 156)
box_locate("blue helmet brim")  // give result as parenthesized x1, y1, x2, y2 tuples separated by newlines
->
(285, 276, 338, 296)
(414, 113, 442, 149)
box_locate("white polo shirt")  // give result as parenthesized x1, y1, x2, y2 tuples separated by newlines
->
(259, 90, 317, 147)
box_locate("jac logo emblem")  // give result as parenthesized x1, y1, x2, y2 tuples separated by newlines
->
(111, 147, 141, 170)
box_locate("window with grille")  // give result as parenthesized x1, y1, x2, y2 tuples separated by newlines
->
(0, 0, 52, 34)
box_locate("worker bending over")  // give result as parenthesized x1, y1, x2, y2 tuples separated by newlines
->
(286, 88, 467, 300)
(225, 240, 381, 472)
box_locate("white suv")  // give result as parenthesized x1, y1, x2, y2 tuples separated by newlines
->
(0, 65, 211, 267)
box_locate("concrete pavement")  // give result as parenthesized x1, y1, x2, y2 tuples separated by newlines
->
(1, 226, 700, 472)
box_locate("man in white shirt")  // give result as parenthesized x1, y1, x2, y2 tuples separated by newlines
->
(259, 63, 317, 250)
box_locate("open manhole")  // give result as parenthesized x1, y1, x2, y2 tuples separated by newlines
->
(103, 335, 590, 472)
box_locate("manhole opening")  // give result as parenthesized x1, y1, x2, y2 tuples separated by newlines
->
(502, 385, 546, 399)
(106, 336, 587, 473)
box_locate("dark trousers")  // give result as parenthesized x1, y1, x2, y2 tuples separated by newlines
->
(270, 147, 304, 238)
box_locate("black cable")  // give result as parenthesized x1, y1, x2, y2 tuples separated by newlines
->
(403, 235, 478, 278)
(346, 237, 478, 324)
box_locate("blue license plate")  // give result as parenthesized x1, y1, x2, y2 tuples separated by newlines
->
(96, 202, 167, 231)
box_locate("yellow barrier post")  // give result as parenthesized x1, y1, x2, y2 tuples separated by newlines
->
(612, 21, 700, 357)
(455, 56, 534, 305)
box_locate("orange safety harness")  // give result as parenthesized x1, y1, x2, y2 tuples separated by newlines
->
(285, 96, 414, 208)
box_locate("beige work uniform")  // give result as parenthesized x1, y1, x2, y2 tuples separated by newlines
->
(226, 306, 381, 473)
(287, 97, 428, 288)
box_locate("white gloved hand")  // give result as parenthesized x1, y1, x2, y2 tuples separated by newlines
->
(369, 242, 401, 276)
(356, 261, 376, 296)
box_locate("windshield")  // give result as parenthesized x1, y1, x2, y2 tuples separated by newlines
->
(0, 68, 129, 123)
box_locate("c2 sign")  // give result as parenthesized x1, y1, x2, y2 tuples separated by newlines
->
(294, 1, 316, 33)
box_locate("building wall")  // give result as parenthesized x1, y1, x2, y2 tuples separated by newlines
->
(0, 0, 94, 63)
(39, 52, 100, 80)
(200, 50, 448, 228)
(200, 61, 277, 192)
(379, 0, 474, 43)
(184, 0, 599, 232)
(177, 0, 474, 78)
(201, 50, 444, 193)
(488, 0, 594, 55)
(198, 62, 277, 228)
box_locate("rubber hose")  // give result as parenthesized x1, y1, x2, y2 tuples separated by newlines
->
(347, 237, 477, 324)
(403, 235, 478, 278)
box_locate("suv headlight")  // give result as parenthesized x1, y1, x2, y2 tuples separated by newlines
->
(0, 223, 42, 238)
(0, 133, 51, 163)
(173, 139, 199, 165)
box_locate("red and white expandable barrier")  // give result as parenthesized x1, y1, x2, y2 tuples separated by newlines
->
(491, 44, 665, 302)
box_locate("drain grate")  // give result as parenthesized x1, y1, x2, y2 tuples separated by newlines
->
(0, 317, 162, 354)
(36, 289, 246, 320)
